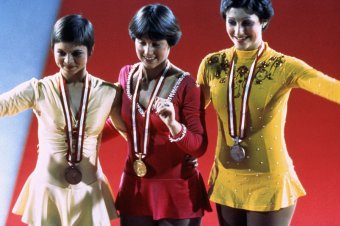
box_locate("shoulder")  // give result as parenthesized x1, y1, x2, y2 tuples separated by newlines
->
(30, 73, 59, 89)
(265, 45, 310, 68)
(264, 45, 315, 81)
(89, 74, 120, 92)
(201, 48, 233, 66)
(39, 73, 58, 83)
(180, 73, 196, 85)
(119, 64, 137, 79)
(118, 64, 138, 87)
(119, 65, 134, 74)
(173, 71, 198, 91)
(168, 65, 194, 85)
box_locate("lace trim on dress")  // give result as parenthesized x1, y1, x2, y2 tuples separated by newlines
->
(126, 63, 189, 117)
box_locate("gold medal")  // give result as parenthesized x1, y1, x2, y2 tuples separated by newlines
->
(131, 62, 171, 177)
(133, 154, 147, 177)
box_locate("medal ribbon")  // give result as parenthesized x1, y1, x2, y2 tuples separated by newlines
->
(59, 73, 91, 163)
(227, 42, 265, 142)
(132, 61, 170, 158)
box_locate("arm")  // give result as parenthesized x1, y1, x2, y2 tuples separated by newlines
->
(155, 76, 208, 158)
(0, 78, 37, 116)
(288, 57, 340, 104)
(102, 66, 132, 142)
(196, 56, 212, 108)
(107, 83, 127, 141)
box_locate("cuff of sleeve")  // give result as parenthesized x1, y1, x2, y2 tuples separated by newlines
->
(168, 124, 187, 143)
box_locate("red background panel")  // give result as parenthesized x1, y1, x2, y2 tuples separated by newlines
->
(6, 1, 340, 226)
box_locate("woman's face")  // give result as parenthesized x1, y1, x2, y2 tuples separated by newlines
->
(53, 42, 89, 81)
(135, 37, 170, 70)
(226, 7, 263, 50)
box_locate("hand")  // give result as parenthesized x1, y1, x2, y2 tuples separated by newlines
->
(184, 154, 198, 168)
(154, 97, 175, 126)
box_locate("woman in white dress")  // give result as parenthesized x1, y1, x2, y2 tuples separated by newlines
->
(0, 14, 126, 226)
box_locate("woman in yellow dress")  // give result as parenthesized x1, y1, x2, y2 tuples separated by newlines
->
(197, 0, 340, 225)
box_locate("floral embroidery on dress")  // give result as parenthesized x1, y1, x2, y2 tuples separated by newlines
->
(254, 56, 285, 84)
(126, 63, 188, 117)
(208, 52, 231, 79)
(207, 52, 286, 98)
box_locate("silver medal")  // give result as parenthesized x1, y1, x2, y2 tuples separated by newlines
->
(230, 143, 246, 162)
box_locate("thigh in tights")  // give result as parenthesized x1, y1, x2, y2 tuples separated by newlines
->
(120, 215, 202, 226)
(216, 203, 296, 226)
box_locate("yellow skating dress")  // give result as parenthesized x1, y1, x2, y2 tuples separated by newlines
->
(197, 43, 340, 211)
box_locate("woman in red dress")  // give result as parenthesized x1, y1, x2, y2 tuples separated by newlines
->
(106, 3, 211, 226)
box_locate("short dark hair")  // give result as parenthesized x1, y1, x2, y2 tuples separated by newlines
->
(128, 4, 182, 46)
(220, 0, 274, 28)
(50, 14, 95, 55)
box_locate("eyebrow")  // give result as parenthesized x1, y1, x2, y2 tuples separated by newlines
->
(227, 16, 253, 20)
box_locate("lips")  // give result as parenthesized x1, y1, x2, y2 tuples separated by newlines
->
(64, 66, 76, 71)
(143, 56, 157, 65)
(144, 56, 156, 61)
(234, 36, 247, 42)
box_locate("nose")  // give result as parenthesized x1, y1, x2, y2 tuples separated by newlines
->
(64, 54, 74, 64)
(234, 23, 243, 36)
(144, 43, 154, 56)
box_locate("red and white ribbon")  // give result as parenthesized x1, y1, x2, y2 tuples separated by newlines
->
(59, 73, 91, 163)
(227, 42, 265, 142)
(132, 61, 171, 158)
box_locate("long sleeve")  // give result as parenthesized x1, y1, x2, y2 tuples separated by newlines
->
(285, 56, 340, 104)
(193, 43, 340, 212)
(0, 78, 38, 116)
(172, 76, 208, 158)
(197, 54, 213, 108)
(100, 118, 121, 142)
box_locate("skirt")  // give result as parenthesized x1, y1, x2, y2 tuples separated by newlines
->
(12, 172, 118, 226)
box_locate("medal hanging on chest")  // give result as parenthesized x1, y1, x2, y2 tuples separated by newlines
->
(131, 61, 170, 177)
(59, 73, 91, 184)
(227, 42, 265, 162)
(133, 153, 147, 177)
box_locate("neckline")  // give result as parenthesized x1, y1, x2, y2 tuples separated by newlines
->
(126, 63, 189, 117)
(234, 42, 267, 59)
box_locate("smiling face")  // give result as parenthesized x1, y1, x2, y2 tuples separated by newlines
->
(135, 37, 170, 71)
(226, 7, 263, 50)
(53, 42, 89, 81)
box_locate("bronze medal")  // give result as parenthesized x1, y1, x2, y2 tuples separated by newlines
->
(133, 156, 147, 177)
(230, 143, 246, 162)
(64, 165, 82, 184)
(59, 74, 91, 184)
(227, 43, 265, 162)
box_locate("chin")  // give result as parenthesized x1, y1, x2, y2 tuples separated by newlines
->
(142, 62, 158, 69)
(236, 43, 254, 51)
(234, 44, 246, 50)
